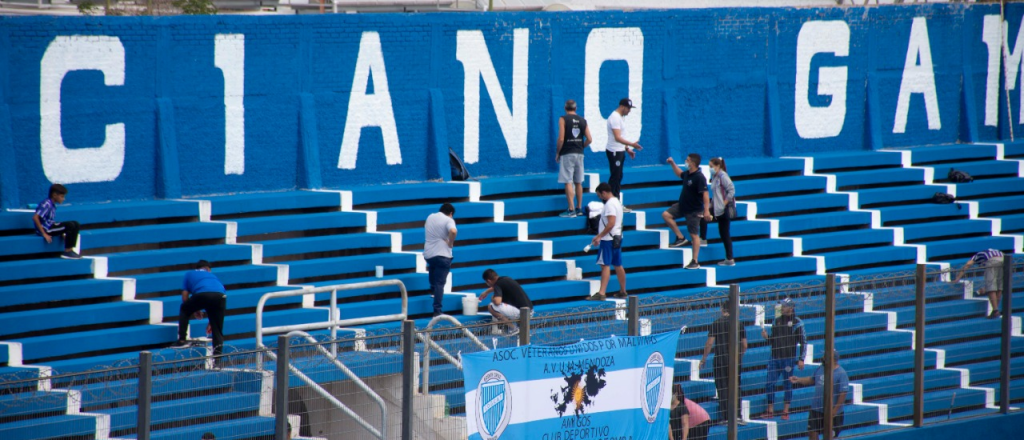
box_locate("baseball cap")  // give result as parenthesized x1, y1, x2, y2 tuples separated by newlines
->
(780, 298, 795, 309)
(619, 98, 635, 108)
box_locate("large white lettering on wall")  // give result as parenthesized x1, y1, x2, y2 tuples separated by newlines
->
(994, 16, 1024, 125)
(893, 17, 941, 133)
(40, 35, 126, 184)
(794, 21, 850, 139)
(338, 31, 402, 170)
(215, 34, 246, 175)
(456, 28, 529, 164)
(584, 27, 644, 151)
(981, 15, 1003, 127)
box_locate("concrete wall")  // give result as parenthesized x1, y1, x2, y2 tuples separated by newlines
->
(1, 4, 1023, 208)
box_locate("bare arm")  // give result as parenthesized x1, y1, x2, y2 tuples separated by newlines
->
(702, 191, 711, 220)
(789, 375, 814, 386)
(834, 391, 847, 414)
(667, 158, 684, 178)
(181, 290, 190, 304)
(699, 336, 714, 368)
(448, 227, 457, 248)
(952, 260, 975, 283)
(478, 287, 493, 302)
(739, 338, 747, 357)
(682, 414, 689, 440)
(591, 214, 617, 246)
(556, 117, 565, 158)
(584, 126, 593, 147)
(32, 213, 52, 243)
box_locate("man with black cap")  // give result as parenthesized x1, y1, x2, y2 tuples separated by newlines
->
(761, 298, 807, 420)
(699, 299, 748, 425)
(790, 350, 849, 440)
(605, 98, 643, 212)
(172, 260, 227, 358)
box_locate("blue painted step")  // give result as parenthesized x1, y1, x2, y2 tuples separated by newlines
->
(13, 324, 178, 363)
(234, 211, 367, 239)
(0, 258, 94, 284)
(104, 245, 253, 275)
(80, 222, 227, 251)
(346, 182, 469, 207)
(776, 211, 871, 235)
(804, 150, 904, 171)
(133, 264, 279, 295)
(0, 302, 152, 338)
(896, 143, 998, 165)
(0, 278, 125, 309)
(198, 191, 342, 218)
(832, 168, 926, 190)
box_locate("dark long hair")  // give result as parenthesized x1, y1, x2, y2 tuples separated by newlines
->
(709, 157, 727, 173)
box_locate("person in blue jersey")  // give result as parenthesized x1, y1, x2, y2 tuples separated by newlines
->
(32, 184, 81, 259)
(790, 350, 848, 440)
(761, 298, 807, 420)
(952, 249, 1006, 319)
(172, 260, 227, 358)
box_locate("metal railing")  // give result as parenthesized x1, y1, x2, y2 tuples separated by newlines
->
(1, 260, 1020, 440)
(255, 279, 409, 355)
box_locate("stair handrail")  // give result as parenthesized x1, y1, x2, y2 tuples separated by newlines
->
(418, 314, 490, 395)
(277, 330, 388, 440)
(255, 279, 408, 356)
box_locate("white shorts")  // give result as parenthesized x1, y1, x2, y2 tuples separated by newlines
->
(490, 302, 521, 320)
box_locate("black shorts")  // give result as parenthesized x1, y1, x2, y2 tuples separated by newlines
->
(808, 410, 845, 434)
(665, 203, 703, 236)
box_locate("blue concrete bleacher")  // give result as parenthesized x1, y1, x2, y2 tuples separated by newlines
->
(1, 146, 1023, 439)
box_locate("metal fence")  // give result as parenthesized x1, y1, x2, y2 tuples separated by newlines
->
(0, 258, 1020, 440)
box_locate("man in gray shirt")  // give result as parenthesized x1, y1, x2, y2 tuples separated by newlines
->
(424, 203, 457, 317)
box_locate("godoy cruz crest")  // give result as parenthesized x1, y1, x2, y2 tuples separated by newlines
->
(477, 370, 512, 439)
(640, 352, 666, 423)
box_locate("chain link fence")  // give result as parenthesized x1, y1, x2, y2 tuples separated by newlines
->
(0, 261, 1020, 440)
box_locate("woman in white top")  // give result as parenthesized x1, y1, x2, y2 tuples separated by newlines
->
(709, 157, 736, 266)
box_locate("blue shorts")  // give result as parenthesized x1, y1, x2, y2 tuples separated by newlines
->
(596, 240, 622, 267)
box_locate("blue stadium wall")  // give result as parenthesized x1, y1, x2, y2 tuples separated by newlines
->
(2, 4, 1024, 208)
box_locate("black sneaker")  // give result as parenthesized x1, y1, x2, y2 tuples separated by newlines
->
(613, 291, 628, 299)
(170, 340, 191, 348)
(988, 310, 1001, 319)
(575, 208, 584, 217)
(670, 238, 687, 248)
(559, 210, 577, 218)
(60, 251, 82, 259)
(717, 259, 736, 266)
(587, 293, 607, 301)
(685, 261, 700, 270)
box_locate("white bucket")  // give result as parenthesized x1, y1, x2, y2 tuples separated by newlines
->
(462, 295, 479, 315)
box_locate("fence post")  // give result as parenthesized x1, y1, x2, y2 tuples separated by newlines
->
(137, 351, 152, 440)
(1000, 254, 1014, 414)
(275, 335, 289, 440)
(402, 320, 415, 440)
(727, 284, 739, 440)
(627, 296, 640, 337)
(823, 274, 836, 440)
(519, 307, 531, 346)
(914, 264, 926, 427)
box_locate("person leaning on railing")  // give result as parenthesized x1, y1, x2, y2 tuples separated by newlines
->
(951, 248, 1005, 319)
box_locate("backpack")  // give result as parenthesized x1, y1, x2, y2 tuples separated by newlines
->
(932, 192, 956, 204)
(449, 148, 471, 181)
(584, 203, 601, 235)
(947, 168, 973, 183)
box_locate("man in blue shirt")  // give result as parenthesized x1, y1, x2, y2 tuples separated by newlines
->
(790, 350, 849, 440)
(32, 184, 81, 259)
(172, 260, 227, 358)
(952, 249, 1005, 319)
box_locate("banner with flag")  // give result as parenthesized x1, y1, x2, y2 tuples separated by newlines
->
(462, 331, 679, 440)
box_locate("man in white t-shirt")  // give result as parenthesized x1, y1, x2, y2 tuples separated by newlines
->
(424, 203, 458, 317)
(587, 182, 627, 301)
(605, 98, 644, 213)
